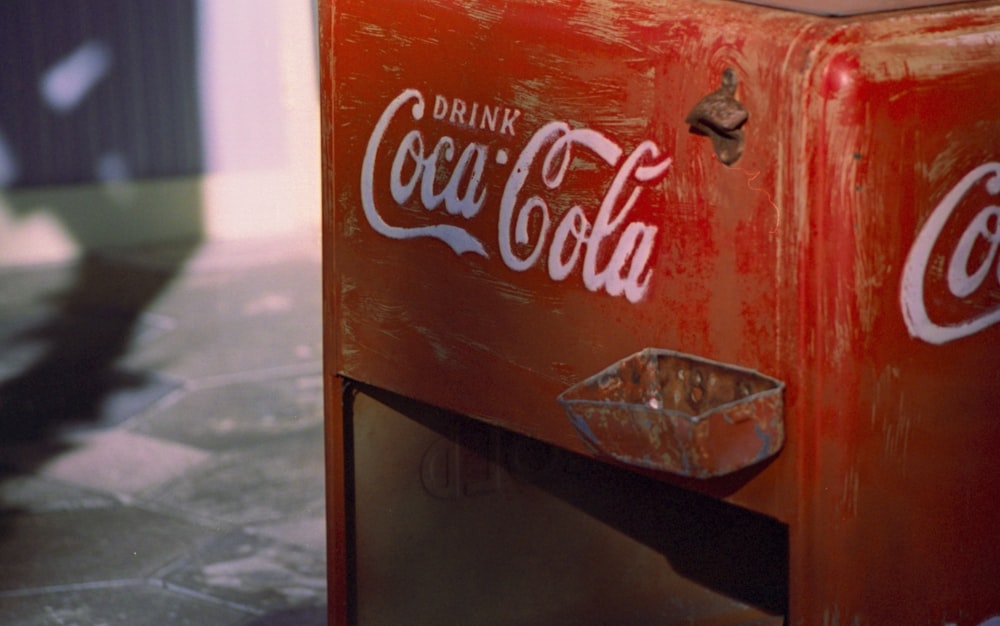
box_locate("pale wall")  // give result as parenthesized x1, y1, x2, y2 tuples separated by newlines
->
(0, 0, 320, 266)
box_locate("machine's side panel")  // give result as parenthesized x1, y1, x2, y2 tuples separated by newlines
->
(792, 8, 1000, 623)
(331, 0, 818, 516)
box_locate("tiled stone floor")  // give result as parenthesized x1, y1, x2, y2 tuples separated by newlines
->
(0, 236, 326, 625)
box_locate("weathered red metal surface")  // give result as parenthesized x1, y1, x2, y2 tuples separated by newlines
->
(788, 7, 1000, 623)
(322, 0, 1000, 623)
(330, 0, 808, 517)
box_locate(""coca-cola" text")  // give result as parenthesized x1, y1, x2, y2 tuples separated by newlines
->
(900, 162, 1000, 344)
(360, 88, 673, 303)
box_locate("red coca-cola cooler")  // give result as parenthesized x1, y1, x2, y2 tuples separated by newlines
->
(320, 0, 1000, 623)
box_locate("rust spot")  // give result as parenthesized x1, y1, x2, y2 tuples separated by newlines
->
(558, 348, 784, 479)
(685, 68, 748, 166)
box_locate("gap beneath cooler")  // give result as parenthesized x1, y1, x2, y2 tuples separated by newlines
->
(348, 384, 788, 625)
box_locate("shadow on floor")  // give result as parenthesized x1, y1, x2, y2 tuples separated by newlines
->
(0, 237, 327, 625)
(0, 246, 195, 446)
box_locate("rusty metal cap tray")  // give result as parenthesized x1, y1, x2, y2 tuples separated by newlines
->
(558, 348, 785, 479)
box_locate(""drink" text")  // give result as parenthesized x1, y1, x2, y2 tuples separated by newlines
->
(360, 88, 673, 303)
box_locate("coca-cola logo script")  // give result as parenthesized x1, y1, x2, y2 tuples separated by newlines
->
(900, 162, 1000, 344)
(360, 88, 673, 303)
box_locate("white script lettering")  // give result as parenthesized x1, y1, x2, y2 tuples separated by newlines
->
(362, 89, 488, 256)
(360, 88, 673, 302)
(900, 162, 1000, 344)
(433, 94, 520, 135)
(498, 122, 671, 302)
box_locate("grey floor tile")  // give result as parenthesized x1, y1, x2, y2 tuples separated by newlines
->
(0, 468, 117, 513)
(0, 251, 179, 438)
(239, 605, 328, 626)
(0, 582, 251, 625)
(128, 375, 323, 452)
(0, 313, 56, 381)
(0, 264, 75, 314)
(147, 429, 324, 526)
(0, 505, 218, 591)
(0, 365, 180, 442)
(0, 237, 327, 622)
(122, 262, 321, 382)
(163, 529, 326, 613)
(2, 431, 211, 496)
(50, 367, 184, 436)
(248, 515, 327, 554)
(0, 255, 186, 441)
(100, 235, 320, 276)
(124, 311, 321, 383)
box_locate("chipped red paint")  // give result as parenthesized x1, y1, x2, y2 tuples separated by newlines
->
(323, 0, 1000, 623)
